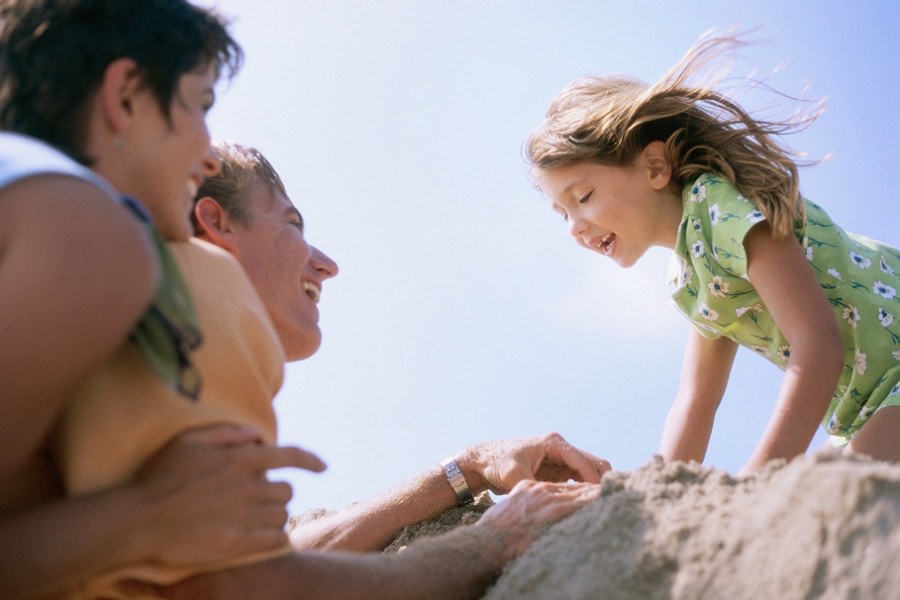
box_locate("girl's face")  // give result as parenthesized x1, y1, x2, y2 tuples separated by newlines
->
(536, 157, 681, 268)
(120, 64, 220, 240)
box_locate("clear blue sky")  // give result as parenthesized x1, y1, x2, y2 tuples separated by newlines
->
(201, 0, 900, 514)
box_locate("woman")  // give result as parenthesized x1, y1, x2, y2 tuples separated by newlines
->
(0, 1, 305, 597)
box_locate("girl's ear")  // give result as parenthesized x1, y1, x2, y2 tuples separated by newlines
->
(641, 141, 673, 190)
(193, 196, 241, 255)
(99, 57, 142, 134)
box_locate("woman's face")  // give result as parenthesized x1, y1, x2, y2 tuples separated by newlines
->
(120, 63, 220, 240)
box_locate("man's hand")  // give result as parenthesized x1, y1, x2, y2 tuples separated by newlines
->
(476, 478, 602, 560)
(456, 432, 611, 495)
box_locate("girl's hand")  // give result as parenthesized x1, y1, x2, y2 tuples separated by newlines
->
(131, 424, 326, 566)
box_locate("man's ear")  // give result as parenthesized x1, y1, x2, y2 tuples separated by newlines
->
(193, 196, 241, 255)
(99, 57, 142, 134)
(641, 140, 673, 191)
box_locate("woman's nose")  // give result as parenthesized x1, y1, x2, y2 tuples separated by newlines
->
(202, 147, 222, 178)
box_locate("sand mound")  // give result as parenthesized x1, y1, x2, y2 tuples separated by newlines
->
(485, 451, 900, 600)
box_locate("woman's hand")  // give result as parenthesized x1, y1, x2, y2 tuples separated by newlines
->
(131, 424, 326, 566)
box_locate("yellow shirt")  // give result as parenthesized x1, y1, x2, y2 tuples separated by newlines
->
(52, 238, 288, 598)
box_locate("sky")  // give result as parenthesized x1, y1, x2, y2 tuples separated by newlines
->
(198, 0, 900, 515)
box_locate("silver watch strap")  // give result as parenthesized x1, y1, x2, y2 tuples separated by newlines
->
(440, 458, 474, 505)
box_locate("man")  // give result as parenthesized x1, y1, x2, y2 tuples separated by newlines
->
(159, 140, 608, 598)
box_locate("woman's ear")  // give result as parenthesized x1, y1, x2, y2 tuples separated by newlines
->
(99, 57, 142, 134)
(641, 141, 673, 190)
(193, 196, 240, 255)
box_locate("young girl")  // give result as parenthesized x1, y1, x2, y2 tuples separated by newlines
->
(525, 32, 900, 475)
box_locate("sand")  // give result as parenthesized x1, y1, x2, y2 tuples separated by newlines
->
(387, 450, 900, 599)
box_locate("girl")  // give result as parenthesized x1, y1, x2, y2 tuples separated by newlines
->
(525, 32, 900, 475)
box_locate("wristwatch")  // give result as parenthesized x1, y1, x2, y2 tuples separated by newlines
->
(440, 458, 474, 505)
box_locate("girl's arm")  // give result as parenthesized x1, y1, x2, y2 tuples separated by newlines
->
(660, 330, 738, 463)
(741, 223, 844, 474)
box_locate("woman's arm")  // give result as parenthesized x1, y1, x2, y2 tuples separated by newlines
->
(740, 223, 844, 474)
(0, 177, 159, 484)
(0, 425, 324, 599)
(290, 433, 610, 552)
(660, 329, 738, 463)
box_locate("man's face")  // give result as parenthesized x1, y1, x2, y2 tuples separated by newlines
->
(231, 182, 338, 361)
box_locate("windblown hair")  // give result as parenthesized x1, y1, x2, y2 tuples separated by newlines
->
(194, 139, 287, 227)
(525, 32, 824, 239)
(0, 0, 243, 164)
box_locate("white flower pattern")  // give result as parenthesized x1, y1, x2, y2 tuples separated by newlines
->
(671, 173, 900, 442)
(873, 281, 896, 299)
(849, 252, 872, 270)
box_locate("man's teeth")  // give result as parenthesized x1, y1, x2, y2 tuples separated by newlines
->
(187, 180, 198, 198)
(303, 281, 320, 304)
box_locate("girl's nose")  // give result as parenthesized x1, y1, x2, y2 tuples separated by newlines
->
(569, 215, 587, 239)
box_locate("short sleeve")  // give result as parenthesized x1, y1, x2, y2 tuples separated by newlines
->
(684, 174, 767, 279)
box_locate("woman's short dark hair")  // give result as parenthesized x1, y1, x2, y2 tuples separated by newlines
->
(0, 0, 243, 164)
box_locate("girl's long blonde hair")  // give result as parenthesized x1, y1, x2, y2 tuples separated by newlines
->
(525, 31, 824, 239)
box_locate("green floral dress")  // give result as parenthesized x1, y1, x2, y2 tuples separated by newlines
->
(668, 173, 900, 442)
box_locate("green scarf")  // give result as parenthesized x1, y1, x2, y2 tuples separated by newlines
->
(122, 197, 203, 400)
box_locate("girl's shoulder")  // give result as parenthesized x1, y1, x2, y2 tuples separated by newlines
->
(681, 172, 766, 226)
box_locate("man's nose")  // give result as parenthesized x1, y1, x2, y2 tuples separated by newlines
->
(310, 246, 339, 279)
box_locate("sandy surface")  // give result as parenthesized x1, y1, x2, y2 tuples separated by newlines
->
(386, 450, 900, 599)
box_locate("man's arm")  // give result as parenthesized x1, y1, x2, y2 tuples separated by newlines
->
(160, 479, 602, 600)
(290, 432, 611, 552)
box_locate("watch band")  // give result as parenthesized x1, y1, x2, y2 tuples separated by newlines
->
(440, 458, 474, 505)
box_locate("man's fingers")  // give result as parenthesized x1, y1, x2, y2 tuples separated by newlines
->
(552, 446, 610, 483)
(541, 435, 611, 483)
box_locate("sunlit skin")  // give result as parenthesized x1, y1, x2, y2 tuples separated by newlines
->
(235, 188, 339, 361)
(92, 59, 221, 241)
(534, 146, 684, 268)
(535, 142, 852, 475)
(210, 184, 339, 361)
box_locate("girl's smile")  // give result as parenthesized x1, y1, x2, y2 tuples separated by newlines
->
(535, 148, 682, 268)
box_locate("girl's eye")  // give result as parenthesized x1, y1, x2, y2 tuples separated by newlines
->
(578, 191, 593, 204)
